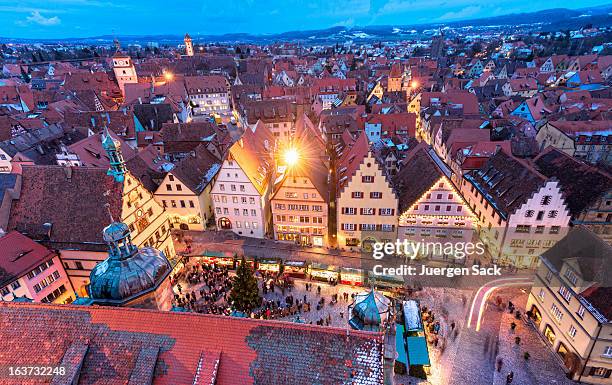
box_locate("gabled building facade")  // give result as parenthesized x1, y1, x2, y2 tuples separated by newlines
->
(336, 133, 398, 249)
(271, 139, 329, 247)
(184, 75, 230, 115)
(395, 145, 476, 261)
(210, 122, 275, 238)
(154, 145, 221, 231)
(0, 231, 75, 304)
(461, 150, 571, 268)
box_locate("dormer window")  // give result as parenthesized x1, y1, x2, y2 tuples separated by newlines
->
(564, 268, 578, 285)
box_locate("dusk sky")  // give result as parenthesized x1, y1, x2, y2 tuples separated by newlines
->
(1, 0, 610, 39)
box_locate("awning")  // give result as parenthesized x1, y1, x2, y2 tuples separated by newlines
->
(284, 260, 306, 267)
(395, 325, 408, 365)
(406, 336, 430, 366)
(310, 262, 339, 272)
(259, 259, 280, 264)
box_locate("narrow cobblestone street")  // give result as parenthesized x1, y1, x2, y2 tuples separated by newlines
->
(492, 293, 579, 385)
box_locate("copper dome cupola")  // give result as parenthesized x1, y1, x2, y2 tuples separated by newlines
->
(87, 221, 172, 305)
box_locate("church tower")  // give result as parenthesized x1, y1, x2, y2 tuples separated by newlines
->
(112, 40, 138, 96)
(102, 128, 127, 183)
(184, 33, 194, 57)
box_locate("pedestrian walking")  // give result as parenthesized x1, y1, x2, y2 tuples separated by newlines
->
(496, 358, 503, 372)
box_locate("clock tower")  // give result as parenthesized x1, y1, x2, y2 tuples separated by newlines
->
(184, 33, 194, 57)
(112, 43, 138, 97)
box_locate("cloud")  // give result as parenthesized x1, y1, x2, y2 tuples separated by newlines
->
(438, 5, 481, 20)
(25, 10, 61, 26)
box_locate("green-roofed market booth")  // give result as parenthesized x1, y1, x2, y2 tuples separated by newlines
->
(406, 336, 430, 366)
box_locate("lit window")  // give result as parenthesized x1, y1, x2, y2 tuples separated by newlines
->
(551, 303, 564, 323)
(559, 286, 572, 302)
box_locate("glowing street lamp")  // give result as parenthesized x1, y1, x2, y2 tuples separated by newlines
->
(164, 72, 174, 81)
(284, 148, 299, 167)
(410, 80, 418, 89)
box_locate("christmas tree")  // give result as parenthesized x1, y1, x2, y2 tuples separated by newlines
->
(229, 257, 261, 312)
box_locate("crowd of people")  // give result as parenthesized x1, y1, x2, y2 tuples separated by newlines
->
(170, 261, 362, 326)
(170, 262, 233, 315)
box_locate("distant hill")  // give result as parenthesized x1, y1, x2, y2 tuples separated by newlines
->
(3, 4, 611, 44)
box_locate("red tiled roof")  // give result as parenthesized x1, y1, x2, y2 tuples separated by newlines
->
(337, 132, 370, 196)
(63, 111, 136, 139)
(0, 231, 55, 287)
(394, 143, 444, 212)
(0, 302, 385, 385)
(229, 121, 275, 195)
(62, 72, 120, 95)
(465, 149, 546, 219)
(366, 113, 417, 138)
(8, 165, 123, 250)
(68, 131, 137, 168)
(534, 147, 612, 217)
(420, 91, 479, 115)
(184, 75, 228, 95)
(548, 120, 610, 135)
(241, 99, 294, 124)
(311, 78, 356, 93)
(508, 78, 537, 91)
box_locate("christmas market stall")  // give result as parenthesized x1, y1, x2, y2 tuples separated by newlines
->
(340, 267, 365, 286)
(401, 299, 431, 378)
(283, 260, 308, 278)
(368, 271, 405, 290)
(308, 262, 339, 282)
(257, 258, 281, 274)
(196, 251, 236, 268)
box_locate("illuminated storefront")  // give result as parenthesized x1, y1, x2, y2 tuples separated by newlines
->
(276, 225, 324, 247)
